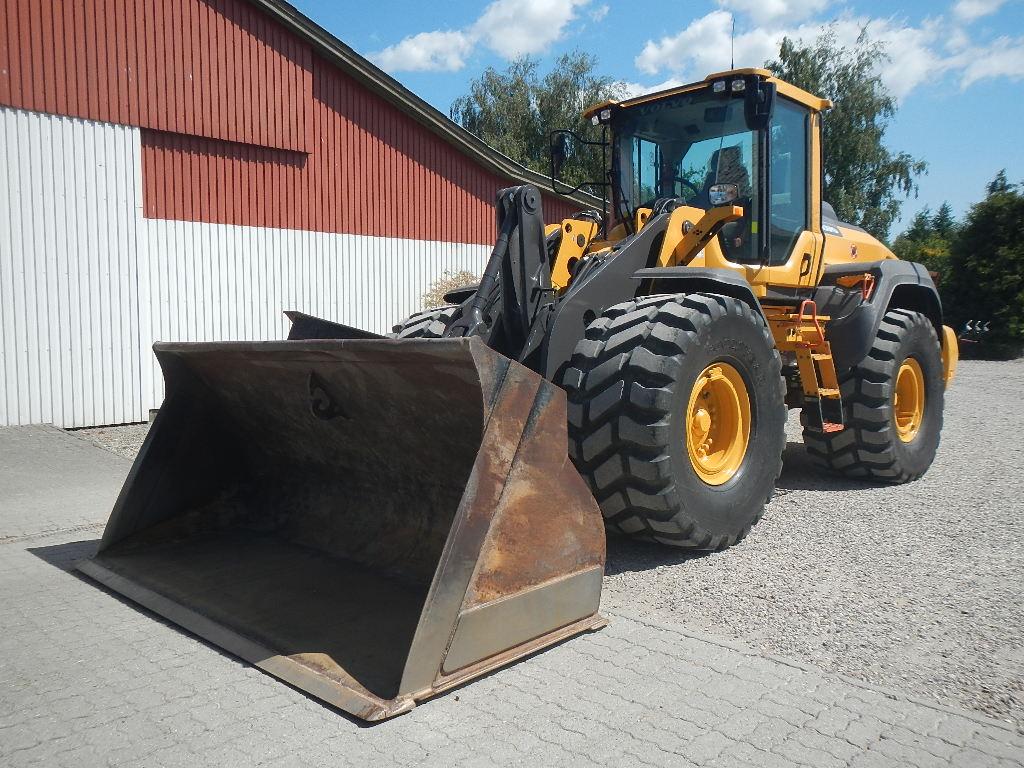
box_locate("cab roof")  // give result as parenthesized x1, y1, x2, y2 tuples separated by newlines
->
(584, 68, 833, 119)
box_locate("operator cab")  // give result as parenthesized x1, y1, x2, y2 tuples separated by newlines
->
(561, 69, 851, 295)
(606, 71, 820, 270)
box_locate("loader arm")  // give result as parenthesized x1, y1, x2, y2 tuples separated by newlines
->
(444, 186, 554, 365)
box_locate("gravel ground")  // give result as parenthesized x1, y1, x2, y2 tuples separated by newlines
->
(604, 359, 1024, 728)
(72, 422, 151, 460)
(70, 359, 1024, 728)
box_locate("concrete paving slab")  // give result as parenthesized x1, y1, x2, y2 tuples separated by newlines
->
(1, 529, 1021, 768)
(69, 361, 1024, 725)
(1, 368, 1022, 766)
(0, 425, 129, 541)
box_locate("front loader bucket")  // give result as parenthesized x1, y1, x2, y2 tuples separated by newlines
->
(77, 337, 606, 721)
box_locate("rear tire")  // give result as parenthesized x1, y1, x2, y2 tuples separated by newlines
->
(390, 305, 459, 339)
(801, 309, 943, 482)
(561, 293, 786, 550)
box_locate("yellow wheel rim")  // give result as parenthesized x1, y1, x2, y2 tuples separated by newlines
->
(686, 363, 751, 486)
(894, 357, 925, 443)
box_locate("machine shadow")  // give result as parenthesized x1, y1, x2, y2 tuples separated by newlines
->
(775, 440, 889, 493)
(25, 539, 379, 728)
(604, 535, 714, 577)
(605, 438, 888, 576)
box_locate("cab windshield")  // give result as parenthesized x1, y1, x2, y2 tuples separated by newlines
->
(615, 89, 760, 262)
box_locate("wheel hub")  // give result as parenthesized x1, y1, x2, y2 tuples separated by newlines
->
(894, 357, 925, 442)
(685, 363, 751, 486)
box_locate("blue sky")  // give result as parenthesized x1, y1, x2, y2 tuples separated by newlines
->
(292, 0, 1024, 236)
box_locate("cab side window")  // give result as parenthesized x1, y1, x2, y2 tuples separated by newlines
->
(769, 99, 809, 265)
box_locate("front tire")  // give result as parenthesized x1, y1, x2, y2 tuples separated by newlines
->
(801, 309, 944, 482)
(561, 293, 786, 550)
(390, 305, 460, 338)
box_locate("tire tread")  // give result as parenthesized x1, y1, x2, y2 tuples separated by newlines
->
(562, 293, 785, 550)
(801, 309, 942, 483)
(391, 305, 459, 339)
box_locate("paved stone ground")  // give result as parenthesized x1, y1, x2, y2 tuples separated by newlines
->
(0, 425, 129, 541)
(2, 427, 1023, 765)
(3, 531, 1024, 768)
(71, 361, 1024, 726)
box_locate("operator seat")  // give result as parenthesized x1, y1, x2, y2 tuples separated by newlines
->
(703, 146, 754, 260)
(702, 146, 752, 199)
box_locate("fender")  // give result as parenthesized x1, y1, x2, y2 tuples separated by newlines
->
(442, 284, 480, 304)
(630, 267, 766, 320)
(812, 260, 943, 372)
(542, 213, 671, 379)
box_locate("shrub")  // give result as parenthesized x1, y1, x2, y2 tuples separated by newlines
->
(943, 173, 1024, 356)
(422, 270, 479, 310)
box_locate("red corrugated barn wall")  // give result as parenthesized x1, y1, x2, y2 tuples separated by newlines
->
(0, 0, 582, 244)
(0, 0, 589, 428)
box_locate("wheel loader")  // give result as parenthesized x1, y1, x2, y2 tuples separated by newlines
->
(79, 68, 958, 721)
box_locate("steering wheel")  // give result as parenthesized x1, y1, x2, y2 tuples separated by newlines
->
(638, 178, 702, 211)
(667, 176, 701, 200)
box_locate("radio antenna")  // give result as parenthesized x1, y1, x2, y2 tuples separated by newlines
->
(731, 15, 736, 69)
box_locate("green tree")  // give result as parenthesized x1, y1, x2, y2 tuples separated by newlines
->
(892, 203, 958, 277)
(901, 207, 933, 241)
(767, 28, 926, 241)
(451, 51, 626, 194)
(932, 202, 956, 239)
(986, 168, 1012, 195)
(943, 174, 1024, 352)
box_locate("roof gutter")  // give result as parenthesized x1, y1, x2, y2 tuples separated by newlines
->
(245, 0, 602, 209)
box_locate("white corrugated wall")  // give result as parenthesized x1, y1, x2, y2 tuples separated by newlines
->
(0, 109, 145, 428)
(0, 107, 489, 428)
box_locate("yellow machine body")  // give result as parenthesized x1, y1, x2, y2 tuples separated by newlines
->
(77, 69, 958, 725)
(565, 67, 959, 391)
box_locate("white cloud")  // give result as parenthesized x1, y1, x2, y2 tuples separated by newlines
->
(946, 25, 972, 52)
(717, 0, 830, 25)
(953, 36, 1024, 87)
(372, 31, 474, 73)
(952, 0, 1008, 22)
(633, 8, 1023, 102)
(781, 16, 1022, 96)
(618, 77, 686, 99)
(817, 17, 948, 99)
(473, 0, 589, 59)
(590, 4, 610, 22)
(635, 10, 781, 78)
(370, 0, 590, 73)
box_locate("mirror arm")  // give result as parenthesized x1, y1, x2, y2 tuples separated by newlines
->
(548, 128, 612, 198)
(601, 125, 608, 237)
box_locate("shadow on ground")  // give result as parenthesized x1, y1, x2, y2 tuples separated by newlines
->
(26, 537, 577, 727)
(775, 441, 887, 493)
(604, 536, 711, 577)
(25, 538, 381, 728)
(605, 441, 886, 576)
(27, 538, 100, 571)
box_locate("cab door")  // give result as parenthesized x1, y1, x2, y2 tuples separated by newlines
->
(762, 98, 823, 292)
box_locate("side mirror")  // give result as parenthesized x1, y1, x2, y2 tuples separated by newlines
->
(549, 131, 572, 181)
(708, 183, 739, 206)
(744, 79, 776, 131)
